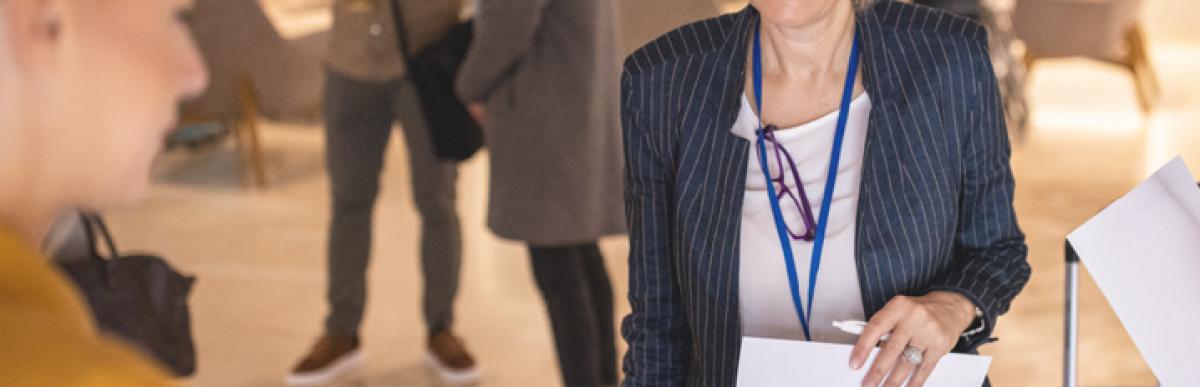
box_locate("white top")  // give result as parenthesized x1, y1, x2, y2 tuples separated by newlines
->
(734, 92, 872, 344)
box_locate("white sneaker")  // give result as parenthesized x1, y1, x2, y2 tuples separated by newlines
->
(424, 350, 482, 386)
(424, 331, 482, 385)
(285, 336, 365, 386)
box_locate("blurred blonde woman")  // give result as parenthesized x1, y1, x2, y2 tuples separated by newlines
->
(0, 0, 207, 385)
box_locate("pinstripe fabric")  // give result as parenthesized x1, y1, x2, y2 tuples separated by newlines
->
(619, 2, 1030, 386)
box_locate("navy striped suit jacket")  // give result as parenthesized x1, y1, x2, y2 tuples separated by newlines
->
(619, 2, 1030, 386)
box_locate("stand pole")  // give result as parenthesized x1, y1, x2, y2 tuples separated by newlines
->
(1064, 241, 1080, 387)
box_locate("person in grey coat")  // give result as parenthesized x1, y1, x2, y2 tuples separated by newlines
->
(456, 0, 625, 386)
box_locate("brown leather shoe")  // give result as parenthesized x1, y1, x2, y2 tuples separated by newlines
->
(285, 335, 363, 386)
(424, 330, 481, 385)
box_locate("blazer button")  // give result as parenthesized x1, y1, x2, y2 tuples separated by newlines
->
(369, 23, 382, 37)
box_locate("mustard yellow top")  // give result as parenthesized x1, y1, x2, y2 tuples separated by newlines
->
(0, 227, 174, 386)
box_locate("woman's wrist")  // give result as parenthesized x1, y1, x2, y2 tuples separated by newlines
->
(922, 291, 977, 331)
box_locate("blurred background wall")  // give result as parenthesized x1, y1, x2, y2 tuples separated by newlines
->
(1145, 0, 1198, 41)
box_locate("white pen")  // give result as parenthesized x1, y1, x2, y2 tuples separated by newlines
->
(833, 320, 890, 342)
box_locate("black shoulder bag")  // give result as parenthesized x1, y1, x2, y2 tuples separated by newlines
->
(389, 0, 483, 161)
(55, 213, 198, 377)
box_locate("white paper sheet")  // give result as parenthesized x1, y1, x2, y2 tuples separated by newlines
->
(1067, 156, 1200, 387)
(736, 338, 991, 386)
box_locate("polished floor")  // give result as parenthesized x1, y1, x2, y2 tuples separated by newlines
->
(100, 19, 1199, 387)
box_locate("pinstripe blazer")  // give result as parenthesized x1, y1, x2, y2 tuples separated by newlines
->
(619, 2, 1030, 386)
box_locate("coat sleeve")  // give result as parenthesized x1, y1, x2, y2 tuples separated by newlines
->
(455, 0, 551, 103)
(925, 37, 1032, 353)
(618, 65, 690, 386)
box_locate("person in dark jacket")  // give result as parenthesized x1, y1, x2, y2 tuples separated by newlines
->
(619, 1, 1030, 386)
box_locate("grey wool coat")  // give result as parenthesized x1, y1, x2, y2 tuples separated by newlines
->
(456, 0, 626, 246)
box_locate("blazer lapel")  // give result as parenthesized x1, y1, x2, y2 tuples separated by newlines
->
(854, 2, 911, 316)
(683, 6, 754, 339)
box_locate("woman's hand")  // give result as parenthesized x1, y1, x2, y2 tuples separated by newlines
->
(850, 292, 977, 387)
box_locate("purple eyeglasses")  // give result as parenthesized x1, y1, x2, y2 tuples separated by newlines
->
(756, 125, 818, 241)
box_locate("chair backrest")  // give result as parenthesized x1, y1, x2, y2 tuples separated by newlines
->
(1012, 0, 1144, 61)
(182, 0, 328, 121)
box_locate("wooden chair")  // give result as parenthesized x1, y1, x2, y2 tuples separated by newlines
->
(177, 76, 267, 187)
(1013, 0, 1160, 113)
(177, 0, 329, 188)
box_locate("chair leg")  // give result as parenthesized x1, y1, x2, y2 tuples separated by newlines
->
(1126, 24, 1160, 113)
(1022, 52, 1038, 98)
(235, 77, 267, 188)
(1131, 25, 1161, 97)
(1021, 53, 1037, 113)
(1023, 53, 1037, 76)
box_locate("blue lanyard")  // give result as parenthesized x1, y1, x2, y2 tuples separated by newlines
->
(752, 21, 861, 341)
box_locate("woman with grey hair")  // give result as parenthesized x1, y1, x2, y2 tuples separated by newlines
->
(620, 0, 1029, 386)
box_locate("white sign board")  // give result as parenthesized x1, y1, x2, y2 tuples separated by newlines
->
(1068, 156, 1200, 387)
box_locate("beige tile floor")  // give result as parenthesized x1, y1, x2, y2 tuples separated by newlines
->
(102, 32, 1200, 387)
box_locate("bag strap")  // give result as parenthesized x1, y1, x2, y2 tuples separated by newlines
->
(389, 0, 415, 65)
(79, 211, 119, 260)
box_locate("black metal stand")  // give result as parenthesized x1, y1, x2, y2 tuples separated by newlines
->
(1064, 241, 1079, 387)
(1063, 241, 1162, 387)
